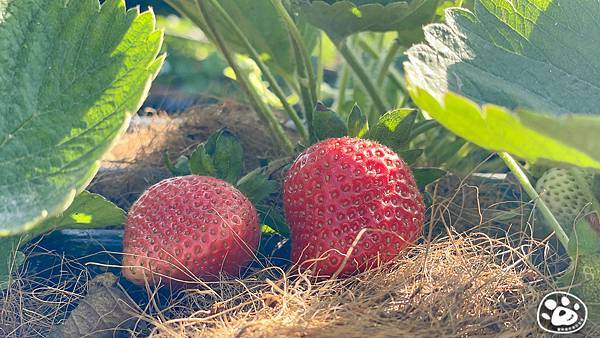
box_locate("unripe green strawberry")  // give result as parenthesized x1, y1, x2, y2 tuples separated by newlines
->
(535, 168, 595, 229)
(122, 176, 260, 285)
(283, 137, 424, 277)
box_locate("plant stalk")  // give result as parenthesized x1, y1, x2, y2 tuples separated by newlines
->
(270, 0, 318, 105)
(205, 0, 308, 142)
(377, 39, 402, 85)
(498, 152, 569, 248)
(335, 64, 350, 113)
(196, 0, 293, 153)
(338, 41, 388, 115)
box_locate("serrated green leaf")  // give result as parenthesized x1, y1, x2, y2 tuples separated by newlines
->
(313, 103, 349, 140)
(213, 129, 244, 184)
(0, 0, 164, 236)
(412, 167, 446, 188)
(299, 0, 442, 43)
(237, 170, 279, 205)
(189, 145, 216, 177)
(347, 104, 369, 138)
(166, 0, 296, 76)
(405, 0, 600, 169)
(367, 109, 416, 151)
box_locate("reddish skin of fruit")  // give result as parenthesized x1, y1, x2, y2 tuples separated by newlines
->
(122, 176, 260, 285)
(283, 137, 424, 277)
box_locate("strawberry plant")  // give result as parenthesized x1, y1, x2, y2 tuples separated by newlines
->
(405, 0, 600, 322)
(0, 0, 164, 287)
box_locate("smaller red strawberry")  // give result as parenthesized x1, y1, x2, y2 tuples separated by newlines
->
(122, 175, 260, 285)
(284, 137, 424, 277)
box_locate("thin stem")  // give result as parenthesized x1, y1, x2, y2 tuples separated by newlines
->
(316, 36, 324, 100)
(338, 41, 388, 115)
(357, 39, 379, 59)
(205, 0, 308, 142)
(270, 0, 318, 105)
(377, 39, 402, 85)
(386, 67, 409, 100)
(293, 44, 315, 140)
(335, 64, 350, 113)
(498, 152, 569, 248)
(196, 0, 293, 153)
(411, 120, 438, 137)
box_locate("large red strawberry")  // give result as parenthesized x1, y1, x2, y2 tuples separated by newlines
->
(283, 137, 424, 277)
(122, 175, 260, 285)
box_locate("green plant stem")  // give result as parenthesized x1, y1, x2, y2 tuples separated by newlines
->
(357, 39, 379, 59)
(316, 36, 324, 99)
(377, 39, 402, 85)
(338, 41, 388, 115)
(498, 152, 569, 248)
(335, 64, 350, 113)
(411, 120, 438, 137)
(196, 0, 293, 153)
(205, 0, 308, 142)
(294, 44, 316, 140)
(270, 0, 318, 105)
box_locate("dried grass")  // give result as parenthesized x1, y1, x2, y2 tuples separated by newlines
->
(90, 103, 286, 209)
(1, 170, 580, 338)
(146, 232, 551, 338)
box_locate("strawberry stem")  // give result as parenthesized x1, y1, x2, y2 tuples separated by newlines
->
(499, 152, 569, 248)
(270, 0, 318, 131)
(204, 0, 309, 143)
(338, 41, 388, 117)
(195, 0, 294, 153)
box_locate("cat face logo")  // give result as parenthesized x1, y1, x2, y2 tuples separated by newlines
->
(537, 291, 588, 334)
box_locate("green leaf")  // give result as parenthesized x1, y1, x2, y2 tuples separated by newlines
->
(398, 148, 424, 166)
(165, 153, 192, 176)
(166, 0, 296, 76)
(313, 103, 349, 140)
(189, 145, 216, 177)
(28, 191, 125, 239)
(1, 191, 124, 289)
(257, 205, 290, 236)
(0, 0, 164, 236)
(212, 129, 244, 184)
(367, 109, 416, 151)
(405, 0, 600, 169)
(237, 170, 279, 205)
(347, 104, 369, 138)
(412, 167, 446, 188)
(299, 0, 442, 43)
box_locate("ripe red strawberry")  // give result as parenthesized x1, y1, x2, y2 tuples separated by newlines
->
(283, 137, 424, 277)
(122, 175, 260, 285)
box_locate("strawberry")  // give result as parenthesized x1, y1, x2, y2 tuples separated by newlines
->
(122, 175, 260, 285)
(283, 137, 424, 277)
